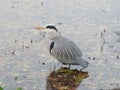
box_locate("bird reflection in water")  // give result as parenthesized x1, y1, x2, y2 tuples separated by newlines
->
(46, 67, 89, 90)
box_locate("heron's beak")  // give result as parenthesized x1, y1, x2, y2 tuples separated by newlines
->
(34, 26, 45, 30)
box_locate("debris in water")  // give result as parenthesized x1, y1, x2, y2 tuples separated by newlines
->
(12, 50, 15, 55)
(117, 56, 119, 59)
(88, 56, 90, 59)
(14, 39, 18, 43)
(15, 76, 17, 80)
(41, 2, 43, 5)
(57, 23, 62, 25)
(42, 63, 45, 65)
(11, 6, 14, 8)
(25, 46, 29, 48)
(31, 39, 33, 44)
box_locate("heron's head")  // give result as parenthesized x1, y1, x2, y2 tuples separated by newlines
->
(34, 24, 60, 39)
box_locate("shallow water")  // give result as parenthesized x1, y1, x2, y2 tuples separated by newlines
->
(0, 0, 120, 90)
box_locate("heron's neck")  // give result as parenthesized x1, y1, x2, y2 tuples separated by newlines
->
(46, 31, 61, 40)
(43, 31, 61, 49)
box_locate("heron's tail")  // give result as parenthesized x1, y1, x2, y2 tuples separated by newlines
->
(78, 58, 89, 68)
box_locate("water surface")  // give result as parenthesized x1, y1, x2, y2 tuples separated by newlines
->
(0, 0, 120, 90)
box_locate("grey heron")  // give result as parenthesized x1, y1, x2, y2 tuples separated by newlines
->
(34, 25, 89, 68)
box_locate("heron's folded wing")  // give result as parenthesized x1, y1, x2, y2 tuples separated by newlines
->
(50, 39, 82, 59)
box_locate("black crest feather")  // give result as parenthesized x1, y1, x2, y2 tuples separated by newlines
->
(46, 25, 58, 31)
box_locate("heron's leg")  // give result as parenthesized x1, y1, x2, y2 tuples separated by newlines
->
(68, 64, 71, 69)
(62, 63, 71, 69)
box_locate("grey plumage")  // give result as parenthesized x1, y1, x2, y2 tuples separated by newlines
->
(50, 36, 89, 68)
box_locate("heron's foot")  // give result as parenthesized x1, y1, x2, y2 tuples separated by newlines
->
(62, 63, 71, 69)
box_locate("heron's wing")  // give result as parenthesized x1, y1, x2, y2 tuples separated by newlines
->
(50, 37, 82, 60)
